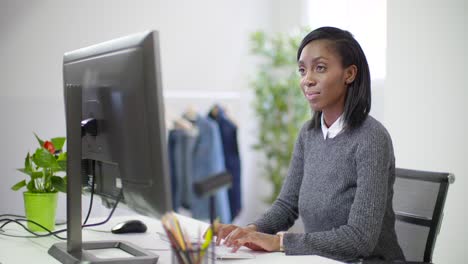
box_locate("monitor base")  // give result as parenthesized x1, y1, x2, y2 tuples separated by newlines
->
(48, 240, 158, 264)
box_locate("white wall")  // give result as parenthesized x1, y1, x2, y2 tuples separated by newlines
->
(0, 0, 273, 221)
(386, 0, 468, 262)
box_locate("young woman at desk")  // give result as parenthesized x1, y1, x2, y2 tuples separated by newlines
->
(214, 27, 405, 262)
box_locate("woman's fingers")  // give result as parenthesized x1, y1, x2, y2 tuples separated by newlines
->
(215, 226, 225, 245)
(223, 227, 241, 246)
(230, 234, 255, 253)
(215, 224, 236, 245)
(231, 238, 247, 252)
(228, 232, 279, 252)
(213, 225, 258, 247)
(224, 227, 255, 247)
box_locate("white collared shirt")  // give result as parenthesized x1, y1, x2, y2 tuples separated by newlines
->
(321, 114, 344, 140)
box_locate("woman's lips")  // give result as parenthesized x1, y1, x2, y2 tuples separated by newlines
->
(305, 92, 320, 100)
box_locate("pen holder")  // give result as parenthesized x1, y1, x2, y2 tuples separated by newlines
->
(171, 246, 209, 264)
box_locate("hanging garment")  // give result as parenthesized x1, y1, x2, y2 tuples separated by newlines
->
(168, 128, 197, 211)
(208, 105, 242, 219)
(168, 129, 178, 210)
(188, 114, 232, 224)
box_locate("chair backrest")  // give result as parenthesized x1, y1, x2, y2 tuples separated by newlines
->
(392, 168, 454, 263)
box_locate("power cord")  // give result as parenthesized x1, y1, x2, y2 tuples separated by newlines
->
(0, 190, 122, 240)
(0, 160, 122, 240)
(0, 218, 67, 240)
(81, 190, 122, 228)
(0, 214, 26, 218)
(83, 160, 96, 226)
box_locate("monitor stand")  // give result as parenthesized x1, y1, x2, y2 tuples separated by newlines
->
(48, 84, 158, 264)
(49, 241, 158, 264)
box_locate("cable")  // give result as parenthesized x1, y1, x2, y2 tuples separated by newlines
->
(0, 191, 122, 240)
(1, 159, 123, 239)
(83, 160, 96, 226)
(0, 159, 96, 239)
(82, 190, 122, 228)
(0, 214, 26, 218)
(85, 228, 111, 233)
(0, 218, 66, 240)
(0, 188, 123, 240)
(1, 159, 95, 231)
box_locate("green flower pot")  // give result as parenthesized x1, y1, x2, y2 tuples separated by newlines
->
(23, 192, 58, 232)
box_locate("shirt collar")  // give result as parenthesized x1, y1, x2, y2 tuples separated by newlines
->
(321, 114, 344, 140)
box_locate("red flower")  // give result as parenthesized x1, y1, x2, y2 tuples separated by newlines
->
(43, 141, 56, 154)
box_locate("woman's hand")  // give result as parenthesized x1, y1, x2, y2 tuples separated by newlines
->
(224, 231, 281, 253)
(212, 224, 255, 245)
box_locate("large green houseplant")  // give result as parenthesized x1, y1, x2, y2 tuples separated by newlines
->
(250, 29, 311, 204)
(11, 134, 67, 231)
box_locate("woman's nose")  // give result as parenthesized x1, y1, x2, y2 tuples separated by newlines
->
(303, 71, 316, 87)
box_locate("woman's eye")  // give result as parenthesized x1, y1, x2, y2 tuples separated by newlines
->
(298, 68, 306, 76)
(316, 65, 326, 72)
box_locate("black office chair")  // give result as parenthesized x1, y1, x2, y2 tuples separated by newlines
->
(392, 168, 455, 263)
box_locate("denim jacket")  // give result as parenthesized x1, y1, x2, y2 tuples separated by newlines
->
(190, 115, 231, 223)
(168, 115, 231, 223)
(168, 129, 197, 210)
(208, 106, 242, 219)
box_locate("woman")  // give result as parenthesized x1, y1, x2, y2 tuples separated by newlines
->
(214, 27, 405, 262)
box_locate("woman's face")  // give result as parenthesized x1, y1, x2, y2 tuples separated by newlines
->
(298, 39, 356, 115)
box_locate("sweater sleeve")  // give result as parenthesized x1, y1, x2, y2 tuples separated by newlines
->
(283, 127, 393, 262)
(253, 122, 307, 234)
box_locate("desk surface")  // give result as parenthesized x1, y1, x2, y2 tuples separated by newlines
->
(0, 213, 343, 264)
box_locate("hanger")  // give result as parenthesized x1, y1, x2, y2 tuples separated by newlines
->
(209, 104, 238, 127)
(208, 105, 220, 119)
(183, 105, 198, 122)
(173, 117, 193, 130)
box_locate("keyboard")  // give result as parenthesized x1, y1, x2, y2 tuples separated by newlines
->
(206, 244, 255, 260)
(157, 232, 255, 260)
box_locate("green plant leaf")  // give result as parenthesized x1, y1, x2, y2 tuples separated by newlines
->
(250, 28, 311, 204)
(31, 171, 43, 179)
(32, 148, 60, 169)
(26, 180, 35, 192)
(57, 152, 67, 170)
(51, 176, 66, 193)
(17, 170, 42, 180)
(24, 152, 32, 173)
(51, 137, 66, 151)
(18, 134, 67, 193)
(34, 132, 45, 147)
(11, 180, 27, 191)
(17, 168, 32, 176)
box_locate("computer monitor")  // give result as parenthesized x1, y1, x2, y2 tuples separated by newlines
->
(49, 31, 172, 264)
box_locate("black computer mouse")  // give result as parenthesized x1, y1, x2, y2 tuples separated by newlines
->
(111, 220, 148, 234)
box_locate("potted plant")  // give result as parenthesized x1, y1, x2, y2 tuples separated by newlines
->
(11, 133, 67, 232)
(249, 29, 311, 204)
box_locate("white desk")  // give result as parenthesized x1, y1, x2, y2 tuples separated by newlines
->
(0, 214, 343, 264)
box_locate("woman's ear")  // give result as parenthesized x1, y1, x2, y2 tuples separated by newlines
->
(345, 65, 358, 84)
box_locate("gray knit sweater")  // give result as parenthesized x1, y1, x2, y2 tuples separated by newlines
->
(254, 116, 405, 262)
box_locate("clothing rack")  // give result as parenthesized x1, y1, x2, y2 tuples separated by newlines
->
(163, 90, 242, 130)
(164, 91, 243, 224)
